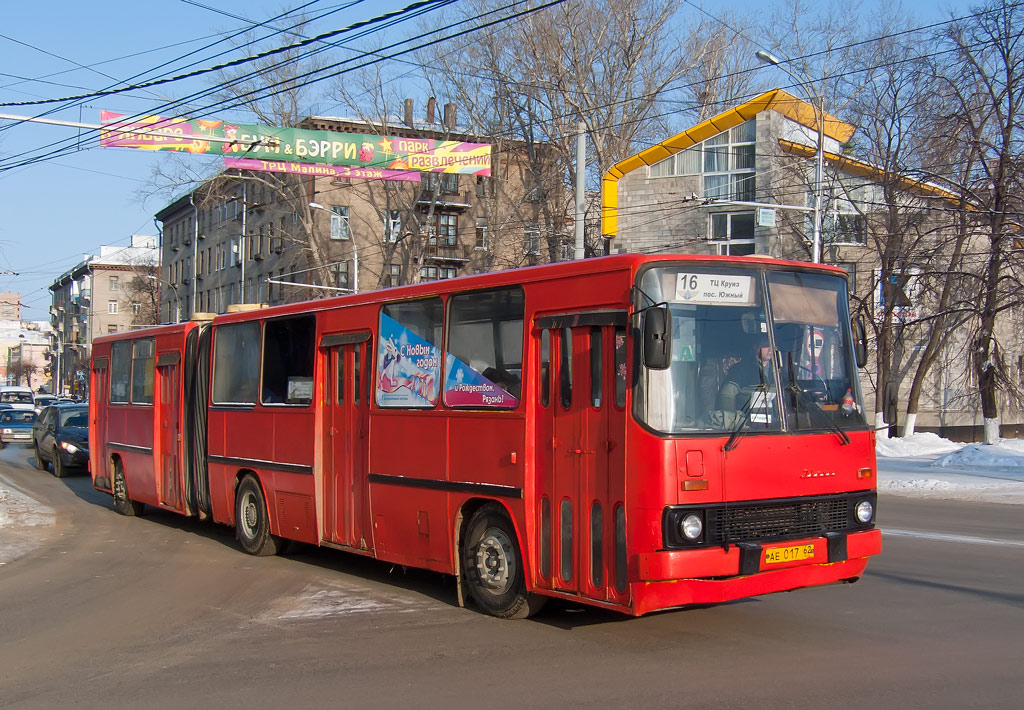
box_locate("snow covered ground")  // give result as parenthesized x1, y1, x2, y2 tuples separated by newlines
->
(877, 433, 1024, 504)
(0, 474, 56, 565)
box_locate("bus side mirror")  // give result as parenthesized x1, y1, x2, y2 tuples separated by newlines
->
(853, 317, 868, 368)
(643, 306, 672, 370)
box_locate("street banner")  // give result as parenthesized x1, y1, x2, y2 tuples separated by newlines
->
(224, 157, 421, 182)
(99, 111, 491, 175)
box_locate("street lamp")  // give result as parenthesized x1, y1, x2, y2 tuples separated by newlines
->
(146, 274, 181, 323)
(756, 50, 826, 264)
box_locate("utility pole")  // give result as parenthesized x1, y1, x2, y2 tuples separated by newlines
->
(240, 179, 247, 304)
(574, 121, 586, 260)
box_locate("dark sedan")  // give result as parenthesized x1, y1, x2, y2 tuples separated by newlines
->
(0, 410, 36, 447)
(33, 404, 89, 477)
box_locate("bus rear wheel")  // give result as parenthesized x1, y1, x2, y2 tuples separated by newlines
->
(462, 503, 547, 619)
(235, 475, 280, 557)
(112, 462, 144, 516)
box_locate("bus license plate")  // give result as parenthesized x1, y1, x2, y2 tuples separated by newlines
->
(764, 544, 815, 565)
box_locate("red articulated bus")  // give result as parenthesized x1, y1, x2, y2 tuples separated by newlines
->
(89, 254, 880, 618)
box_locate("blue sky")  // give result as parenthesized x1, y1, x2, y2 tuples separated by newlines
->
(0, 0, 979, 320)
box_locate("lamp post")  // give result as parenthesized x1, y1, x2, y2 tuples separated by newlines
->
(755, 50, 826, 264)
(146, 274, 181, 323)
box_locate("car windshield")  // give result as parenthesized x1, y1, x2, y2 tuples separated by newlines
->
(60, 409, 89, 428)
(0, 411, 34, 424)
(634, 264, 866, 435)
(1, 392, 33, 404)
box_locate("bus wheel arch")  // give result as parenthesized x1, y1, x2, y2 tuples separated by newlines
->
(458, 500, 546, 619)
(234, 472, 281, 557)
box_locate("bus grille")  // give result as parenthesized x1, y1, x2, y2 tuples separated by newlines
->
(705, 496, 852, 545)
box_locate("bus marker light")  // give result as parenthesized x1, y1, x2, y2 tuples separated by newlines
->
(857, 468, 873, 479)
(683, 480, 708, 491)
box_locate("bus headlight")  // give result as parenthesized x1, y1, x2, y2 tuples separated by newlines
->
(855, 499, 874, 524)
(680, 513, 704, 541)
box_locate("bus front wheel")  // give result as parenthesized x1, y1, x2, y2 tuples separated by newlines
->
(461, 503, 546, 619)
(235, 475, 279, 557)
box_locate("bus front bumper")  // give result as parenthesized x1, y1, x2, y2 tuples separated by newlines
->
(630, 528, 881, 615)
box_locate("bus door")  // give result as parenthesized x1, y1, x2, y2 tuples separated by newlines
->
(156, 352, 183, 511)
(535, 312, 628, 603)
(322, 332, 372, 550)
(89, 357, 109, 485)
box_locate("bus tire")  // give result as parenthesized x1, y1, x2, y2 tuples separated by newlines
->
(112, 461, 144, 517)
(52, 447, 65, 478)
(462, 503, 547, 619)
(34, 442, 48, 471)
(235, 475, 279, 557)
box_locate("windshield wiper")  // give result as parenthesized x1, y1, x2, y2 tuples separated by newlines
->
(786, 383, 851, 445)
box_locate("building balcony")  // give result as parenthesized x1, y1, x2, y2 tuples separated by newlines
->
(416, 189, 472, 210)
(423, 244, 471, 262)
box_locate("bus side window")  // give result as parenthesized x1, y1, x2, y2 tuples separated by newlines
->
(261, 315, 314, 406)
(130, 338, 155, 405)
(444, 287, 524, 409)
(590, 327, 602, 409)
(110, 341, 131, 404)
(378, 298, 443, 408)
(212, 322, 260, 405)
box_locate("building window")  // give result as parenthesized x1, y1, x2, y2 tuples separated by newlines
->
(420, 266, 456, 281)
(330, 205, 350, 240)
(385, 211, 403, 242)
(108, 299, 119, 315)
(438, 214, 457, 246)
(475, 218, 489, 250)
(709, 212, 756, 256)
(389, 264, 401, 287)
(439, 173, 458, 194)
(131, 301, 141, 314)
(109, 276, 119, 292)
(475, 176, 492, 197)
(108, 324, 118, 334)
(524, 170, 542, 202)
(650, 119, 756, 202)
(825, 212, 868, 246)
(524, 224, 541, 255)
(332, 261, 350, 289)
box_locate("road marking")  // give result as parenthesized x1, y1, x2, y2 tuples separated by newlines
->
(884, 528, 1024, 548)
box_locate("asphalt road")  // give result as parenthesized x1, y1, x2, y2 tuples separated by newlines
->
(1, 443, 1021, 710)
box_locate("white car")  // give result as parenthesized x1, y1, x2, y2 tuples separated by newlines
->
(0, 386, 35, 411)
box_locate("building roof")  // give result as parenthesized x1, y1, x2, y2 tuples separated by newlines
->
(601, 88, 856, 238)
(777, 140, 965, 205)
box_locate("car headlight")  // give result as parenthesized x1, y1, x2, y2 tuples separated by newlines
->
(1, 428, 10, 434)
(855, 499, 874, 524)
(680, 513, 704, 541)
(61, 442, 79, 454)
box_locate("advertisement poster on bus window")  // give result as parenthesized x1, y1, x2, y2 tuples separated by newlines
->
(443, 355, 519, 408)
(376, 314, 440, 407)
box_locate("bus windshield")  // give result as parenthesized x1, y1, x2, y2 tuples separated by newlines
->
(635, 265, 866, 435)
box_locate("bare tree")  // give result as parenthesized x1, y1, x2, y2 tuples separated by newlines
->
(419, 0, 698, 256)
(933, 0, 1024, 443)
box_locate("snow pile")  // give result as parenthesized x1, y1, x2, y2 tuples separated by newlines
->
(934, 440, 1024, 468)
(876, 432, 963, 458)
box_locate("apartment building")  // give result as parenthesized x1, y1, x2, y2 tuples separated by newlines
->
(155, 102, 562, 322)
